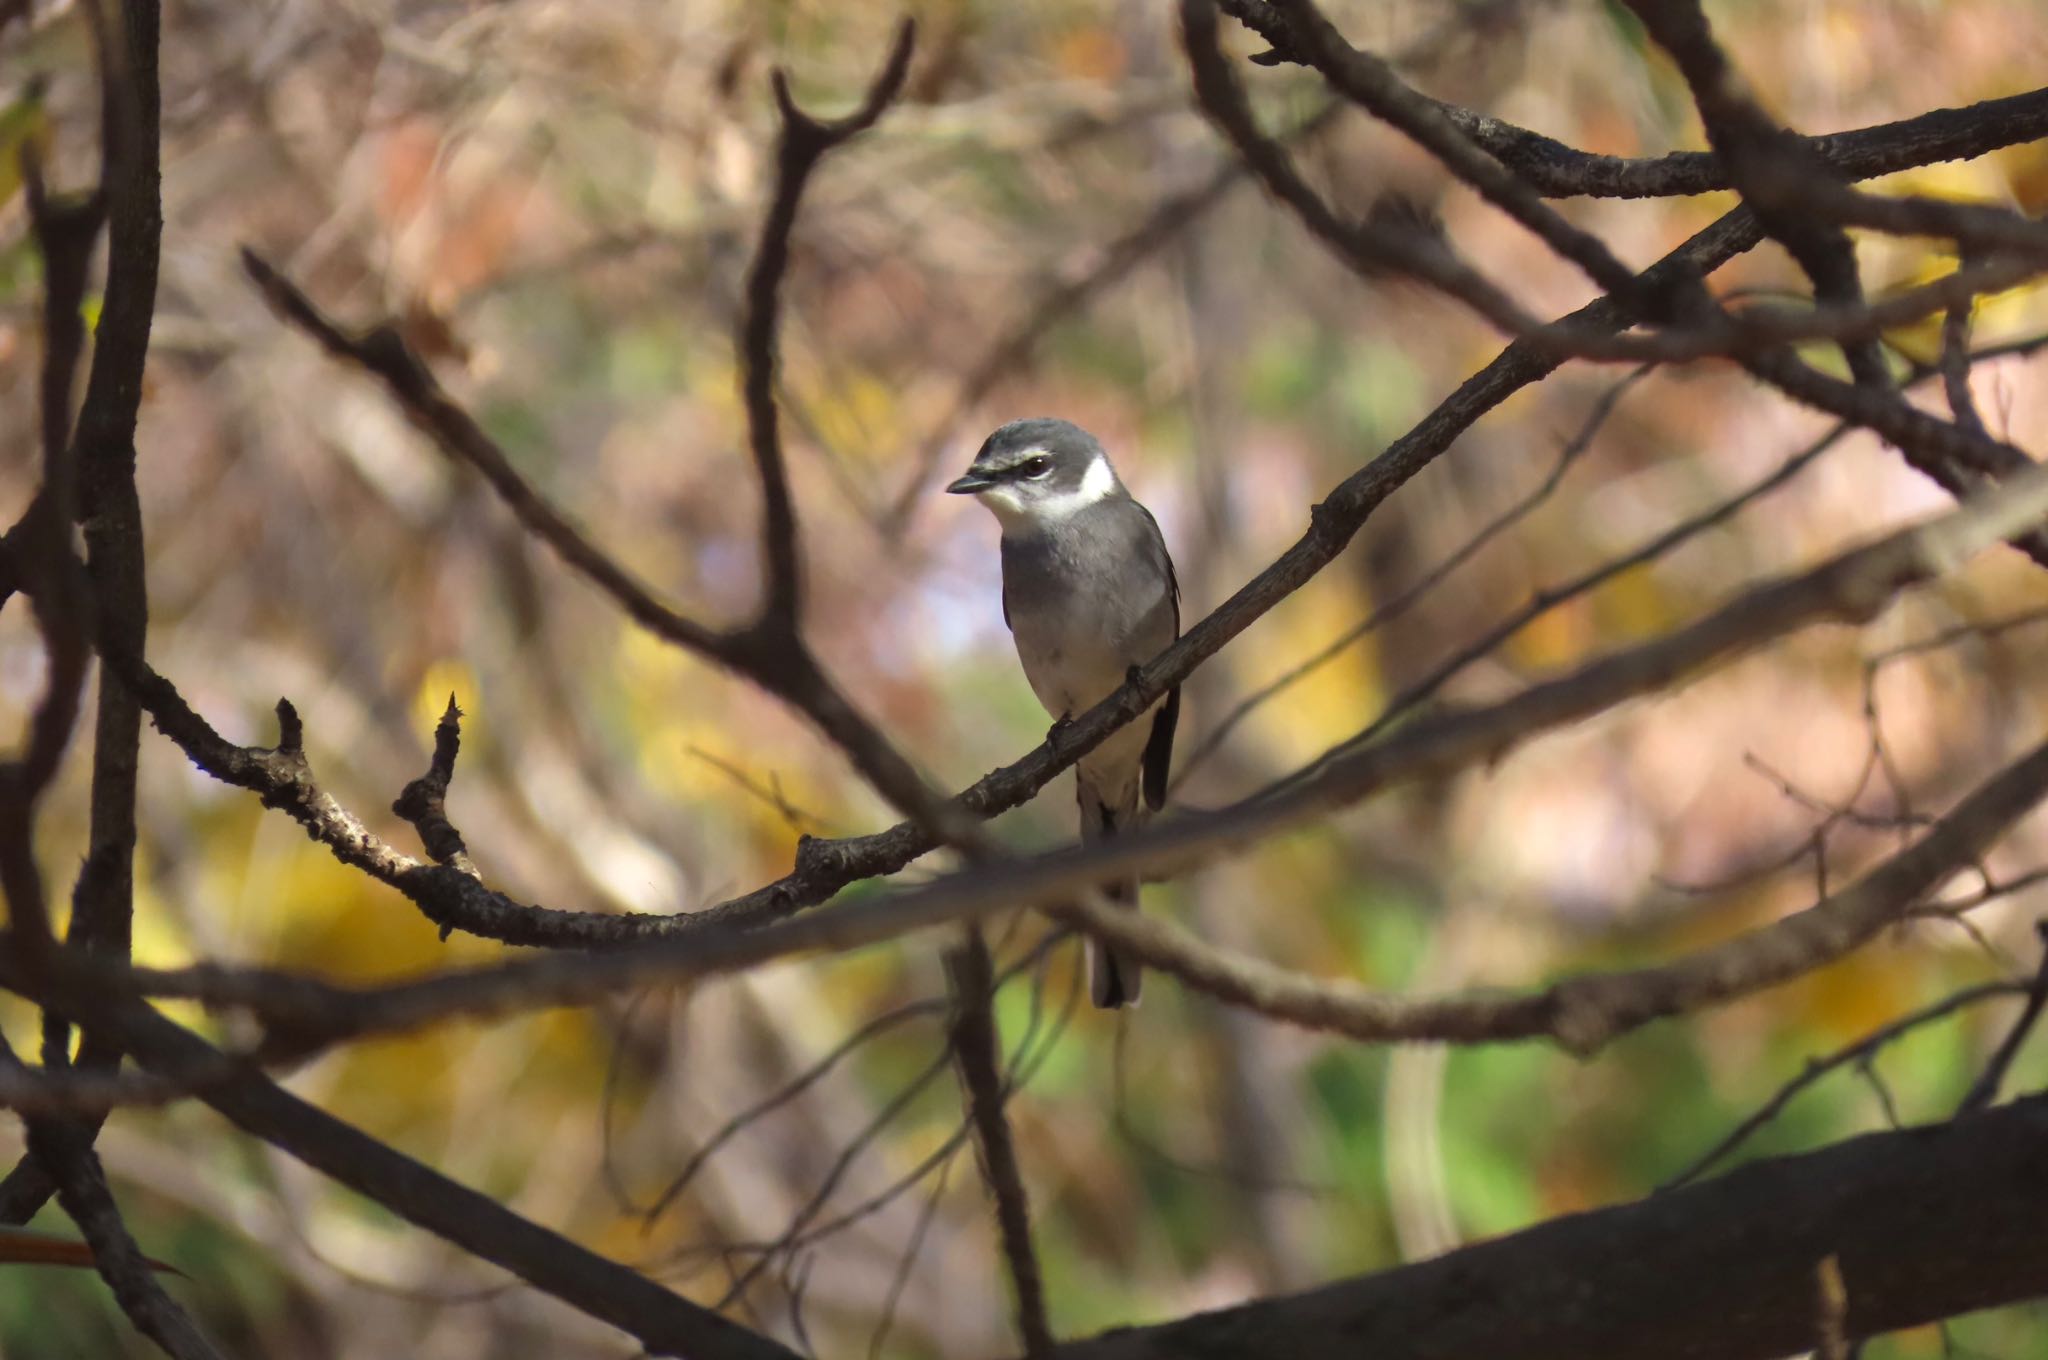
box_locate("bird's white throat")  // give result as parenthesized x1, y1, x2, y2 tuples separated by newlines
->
(980, 453, 1119, 531)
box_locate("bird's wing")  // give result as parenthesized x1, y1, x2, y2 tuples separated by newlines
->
(998, 537, 1017, 631)
(1135, 500, 1180, 810)
(1134, 500, 1181, 626)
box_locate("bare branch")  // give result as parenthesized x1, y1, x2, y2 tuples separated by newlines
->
(1049, 731, 2048, 1057)
(74, 461, 2048, 1047)
(390, 697, 481, 891)
(0, 162, 105, 954)
(21, 1118, 222, 1359)
(54, 0, 161, 1054)
(0, 0, 153, 1220)
(239, 248, 976, 847)
(1183, 0, 1550, 338)
(947, 930, 1053, 1358)
(1186, 4, 2048, 374)
(1621, 0, 1892, 390)
(239, 248, 730, 657)
(0, 985, 803, 1360)
(744, 18, 916, 625)
(1660, 980, 2025, 1190)
(1223, 1, 2048, 203)
(1053, 1094, 2048, 1360)
(1940, 299, 1988, 438)
(1257, 0, 1642, 299)
(1, 1031, 215, 1359)
(1179, 365, 1648, 784)
(1953, 923, 2048, 1116)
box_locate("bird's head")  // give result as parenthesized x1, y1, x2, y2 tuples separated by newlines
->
(946, 418, 1122, 532)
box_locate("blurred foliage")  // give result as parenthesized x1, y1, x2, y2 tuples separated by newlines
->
(2, 0, 2048, 1355)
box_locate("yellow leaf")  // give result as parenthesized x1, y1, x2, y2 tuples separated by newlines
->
(0, 81, 53, 212)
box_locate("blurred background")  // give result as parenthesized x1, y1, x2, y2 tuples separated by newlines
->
(4, 0, 2048, 1354)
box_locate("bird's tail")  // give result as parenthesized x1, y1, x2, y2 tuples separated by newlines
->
(1078, 778, 1142, 1009)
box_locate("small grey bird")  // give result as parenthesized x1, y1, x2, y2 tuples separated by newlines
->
(948, 418, 1180, 1007)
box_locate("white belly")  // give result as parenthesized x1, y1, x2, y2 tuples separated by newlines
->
(1011, 614, 1161, 795)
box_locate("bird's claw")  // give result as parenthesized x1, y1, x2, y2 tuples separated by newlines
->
(1125, 664, 1145, 688)
(1047, 713, 1074, 747)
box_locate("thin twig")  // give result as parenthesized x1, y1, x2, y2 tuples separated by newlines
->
(1659, 980, 2024, 1190)
(1178, 365, 1647, 784)
(1954, 922, 2048, 1115)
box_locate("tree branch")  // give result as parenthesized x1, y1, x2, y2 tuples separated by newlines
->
(1050, 729, 2048, 1056)
(0, 982, 803, 1360)
(14, 1100, 221, 1359)
(743, 18, 915, 625)
(133, 62, 2048, 989)
(946, 930, 1053, 1358)
(2, 0, 167, 1229)
(1052, 1094, 2048, 1360)
(1220, 1, 2048, 202)
(73, 458, 2048, 1049)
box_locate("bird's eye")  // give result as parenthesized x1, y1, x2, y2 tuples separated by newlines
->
(1021, 457, 1052, 479)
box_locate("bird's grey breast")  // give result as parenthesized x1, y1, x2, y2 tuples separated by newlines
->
(1000, 500, 1176, 718)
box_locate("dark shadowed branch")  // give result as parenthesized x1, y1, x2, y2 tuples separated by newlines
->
(1222, 2, 2048, 201)
(947, 930, 1053, 1358)
(0, 979, 804, 1360)
(1052, 1094, 2048, 1360)
(1054, 731, 2048, 1056)
(237, 20, 979, 850)
(0, 0, 166, 1232)
(12, 1085, 222, 1360)
(744, 19, 915, 624)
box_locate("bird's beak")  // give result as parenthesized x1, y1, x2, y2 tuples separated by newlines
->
(946, 471, 994, 495)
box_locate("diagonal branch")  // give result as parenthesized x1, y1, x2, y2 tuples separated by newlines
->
(239, 247, 973, 845)
(1659, 979, 2029, 1190)
(1199, 0, 2048, 575)
(6, 1059, 222, 1360)
(1186, 3, 2048, 373)
(0, 981, 803, 1360)
(77, 457, 2048, 1048)
(1257, 0, 1641, 299)
(1620, 0, 1891, 390)
(1049, 709, 2048, 1058)
(148, 74, 2048, 977)
(1051, 1093, 2048, 1360)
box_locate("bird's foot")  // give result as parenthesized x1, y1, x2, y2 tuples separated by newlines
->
(1047, 713, 1074, 748)
(1125, 664, 1145, 689)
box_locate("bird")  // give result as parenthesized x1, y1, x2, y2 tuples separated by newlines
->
(947, 418, 1180, 1007)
